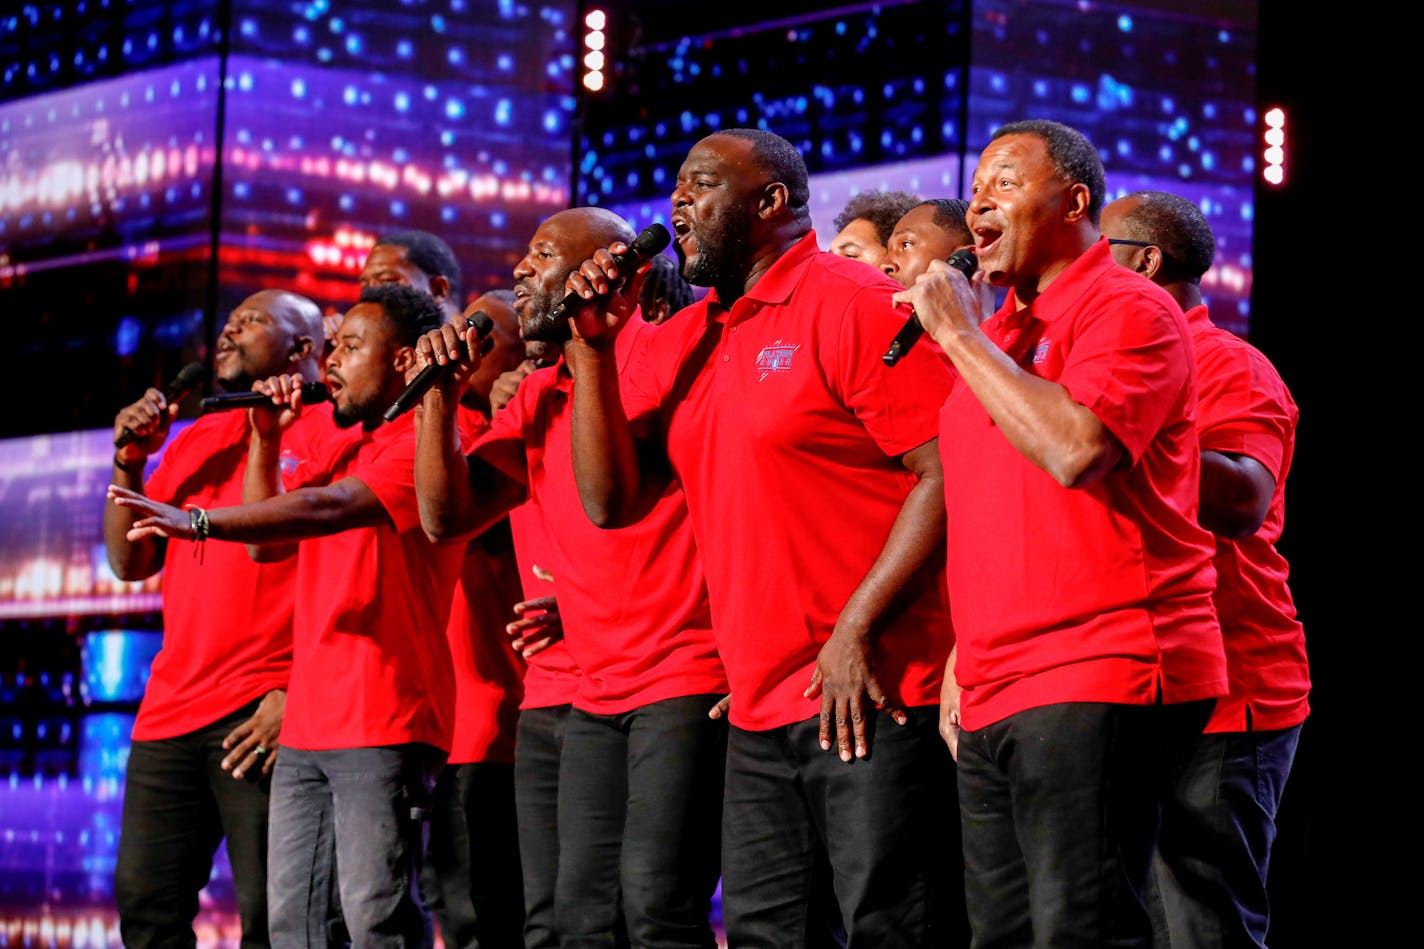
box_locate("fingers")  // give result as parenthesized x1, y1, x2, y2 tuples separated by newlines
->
(513, 595, 558, 615)
(708, 694, 731, 720)
(415, 324, 471, 370)
(818, 694, 858, 762)
(220, 728, 266, 780)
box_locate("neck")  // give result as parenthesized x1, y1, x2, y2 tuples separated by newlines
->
(717, 225, 809, 305)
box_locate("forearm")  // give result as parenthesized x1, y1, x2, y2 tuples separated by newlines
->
(414, 396, 527, 542)
(567, 340, 642, 527)
(205, 480, 388, 546)
(836, 460, 945, 640)
(413, 393, 482, 540)
(104, 455, 162, 579)
(243, 430, 285, 505)
(934, 324, 1120, 487)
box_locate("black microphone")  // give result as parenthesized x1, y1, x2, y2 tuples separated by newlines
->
(882, 248, 979, 367)
(382, 310, 496, 422)
(200, 382, 329, 413)
(546, 223, 672, 321)
(115, 362, 208, 448)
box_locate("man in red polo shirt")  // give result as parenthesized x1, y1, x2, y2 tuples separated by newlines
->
(561, 129, 963, 948)
(895, 119, 1227, 947)
(413, 206, 727, 949)
(110, 284, 461, 949)
(1102, 190, 1310, 949)
(353, 226, 534, 949)
(104, 288, 353, 949)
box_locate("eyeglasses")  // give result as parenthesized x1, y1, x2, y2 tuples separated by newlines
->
(1106, 238, 1153, 248)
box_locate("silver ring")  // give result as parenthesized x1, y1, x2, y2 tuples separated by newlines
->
(254, 745, 268, 756)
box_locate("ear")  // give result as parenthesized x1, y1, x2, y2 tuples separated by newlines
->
(1139, 245, 1166, 281)
(429, 275, 451, 304)
(758, 181, 790, 220)
(1063, 182, 1092, 224)
(289, 336, 314, 364)
(393, 345, 419, 376)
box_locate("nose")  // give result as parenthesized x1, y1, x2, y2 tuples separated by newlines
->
(880, 258, 898, 276)
(512, 255, 533, 280)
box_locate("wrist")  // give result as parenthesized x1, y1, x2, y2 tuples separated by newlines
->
(113, 451, 146, 474)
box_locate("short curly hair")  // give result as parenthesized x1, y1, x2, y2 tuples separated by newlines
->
(1114, 191, 1217, 285)
(357, 283, 445, 347)
(831, 190, 922, 244)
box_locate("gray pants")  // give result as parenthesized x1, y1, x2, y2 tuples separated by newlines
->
(267, 744, 445, 949)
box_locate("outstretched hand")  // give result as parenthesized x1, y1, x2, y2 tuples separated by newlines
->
(106, 485, 194, 542)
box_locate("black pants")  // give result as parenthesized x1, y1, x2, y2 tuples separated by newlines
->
(422, 761, 525, 949)
(720, 707, 964, 949)
(514, 705, 572, 949)
(957, 700, 1213, 949)
(555, 695, 728, 949)
(115, 700, 271, 949)
(1148, 724, 1302, 949)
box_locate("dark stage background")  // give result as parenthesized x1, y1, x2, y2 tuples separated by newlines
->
(0, 0, 1355, 945)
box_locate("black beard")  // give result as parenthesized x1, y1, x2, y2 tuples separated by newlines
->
(520, 287, 573, 345)
(331, 404, 367, 429)
(219, 374, 254, 394)
(680, 212, 751, 289)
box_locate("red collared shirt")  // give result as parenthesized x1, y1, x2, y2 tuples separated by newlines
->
(135, 404, 358, 741)
(476, 312, 725, 714)
(1187, 304, 1309, 733)
(939, 239, 1227, 730)
(623, 231, 955, 730)
(282, 412, 464, 751)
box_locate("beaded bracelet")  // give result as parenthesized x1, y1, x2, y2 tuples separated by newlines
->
(188, 506, 210, 562)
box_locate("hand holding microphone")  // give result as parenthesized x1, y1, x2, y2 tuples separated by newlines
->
(558, 223, 672, 343)
(384, 310, 496, 421)
(883, 248, 979, 367)
(114, 362, 208, 450)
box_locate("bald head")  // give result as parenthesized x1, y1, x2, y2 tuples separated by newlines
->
(513, 207, 638, 346)
(549, 206, 639, 258)
(215, 289, 324, 390)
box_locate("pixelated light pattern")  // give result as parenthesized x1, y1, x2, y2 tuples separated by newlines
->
(1, 0, 577, 445)
(580, 0, 1256, 337)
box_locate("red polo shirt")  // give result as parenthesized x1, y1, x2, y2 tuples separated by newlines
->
(442, 408, 527, 763)
(507, 500, 581, 710)
(134, 404, 357, 741)
(476, 313, 725, 715)
(1187, 305, 1310, 733)
(622, 232, 954, 731)
(281, 412, 464, 751)
(939, 240, 1227, 731)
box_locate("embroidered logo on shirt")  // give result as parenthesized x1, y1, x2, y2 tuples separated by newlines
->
(1032, 339, 1052, 365)
(754, 340, 800, 381)
(279, 451, 303, 478)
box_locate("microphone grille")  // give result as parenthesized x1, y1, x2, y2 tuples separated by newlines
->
(630, 222, 672, 260)
(465, 310, 494, 336)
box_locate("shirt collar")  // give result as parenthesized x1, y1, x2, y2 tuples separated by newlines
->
(1003, 237, 1115, 326)
(703, 230, 820, 324)
(1183, 303, 1212, 333)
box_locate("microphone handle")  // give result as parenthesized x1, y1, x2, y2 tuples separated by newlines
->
(547, 223, 671, 321)
(883, 249, 979, 367)
(200, 382, 329, 413)
(383, 312, 496, 422)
